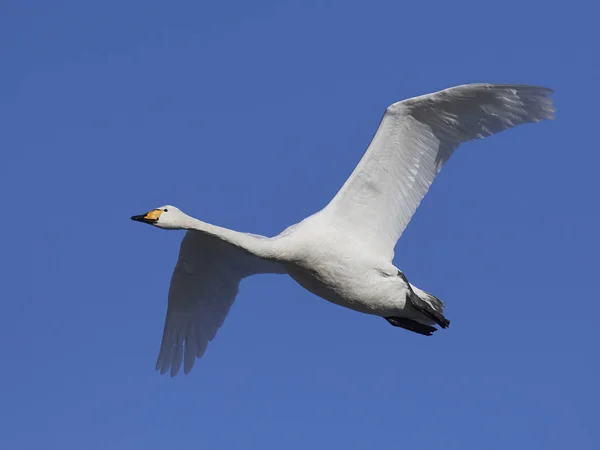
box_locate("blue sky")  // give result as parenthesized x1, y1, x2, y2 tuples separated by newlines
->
(1, 1, 598, 448)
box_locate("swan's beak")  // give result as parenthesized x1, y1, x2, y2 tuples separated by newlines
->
(131, 209, 162, 224)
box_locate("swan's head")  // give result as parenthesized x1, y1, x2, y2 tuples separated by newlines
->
(131, 205, 186, 229)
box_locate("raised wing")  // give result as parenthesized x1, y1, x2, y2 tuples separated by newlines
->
(156, 230, 285, 376)
(321, 84, 555, 260)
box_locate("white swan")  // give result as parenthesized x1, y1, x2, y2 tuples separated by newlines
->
(132, 83, 555, 376)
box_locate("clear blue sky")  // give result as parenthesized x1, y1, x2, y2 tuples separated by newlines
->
(1, 1, 598, 449)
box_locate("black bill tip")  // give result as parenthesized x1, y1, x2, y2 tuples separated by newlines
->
(131, 214, 156, 224)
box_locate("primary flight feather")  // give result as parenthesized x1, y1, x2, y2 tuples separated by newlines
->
(132, 83, 555, 376)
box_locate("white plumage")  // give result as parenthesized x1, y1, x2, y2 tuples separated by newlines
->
(132, 84, 555, 376)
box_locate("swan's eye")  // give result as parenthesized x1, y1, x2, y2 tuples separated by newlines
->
(163, 209, 168, 212)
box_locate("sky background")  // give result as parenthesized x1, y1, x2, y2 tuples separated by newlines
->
(1, 1, 599, 449)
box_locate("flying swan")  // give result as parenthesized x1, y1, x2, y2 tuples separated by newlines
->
(132, 83, 555, 376)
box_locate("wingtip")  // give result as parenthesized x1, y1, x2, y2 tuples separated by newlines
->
(511, 84, 556, 123)
(170, 364, 181, 377)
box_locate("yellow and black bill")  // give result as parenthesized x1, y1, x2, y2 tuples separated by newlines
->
(131, 209, 163, 224)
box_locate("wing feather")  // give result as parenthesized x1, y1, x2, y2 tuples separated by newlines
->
(157, 230, 284, 376)
(322, 84, 555, 259)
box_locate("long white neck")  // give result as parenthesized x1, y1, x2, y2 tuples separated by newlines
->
(179, 214, 279, 260)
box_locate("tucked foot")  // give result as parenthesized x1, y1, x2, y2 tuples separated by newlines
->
(386, 317, 437, 336)
(408, 294, 450, 328)
(397, 271, 451, 329)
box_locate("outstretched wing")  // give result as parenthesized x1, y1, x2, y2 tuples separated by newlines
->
(321, 84, 555, 260)
(156, 230, 285, 376)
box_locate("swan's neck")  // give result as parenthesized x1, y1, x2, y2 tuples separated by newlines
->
(179, 215, 278, 260)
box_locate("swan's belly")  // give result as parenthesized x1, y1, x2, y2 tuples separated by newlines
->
(284, 260, 402, 316)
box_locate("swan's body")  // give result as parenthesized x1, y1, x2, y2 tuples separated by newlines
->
(132, 83, 555, 376)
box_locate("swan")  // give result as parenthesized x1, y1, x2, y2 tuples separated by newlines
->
(132, 83, 555, 376)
